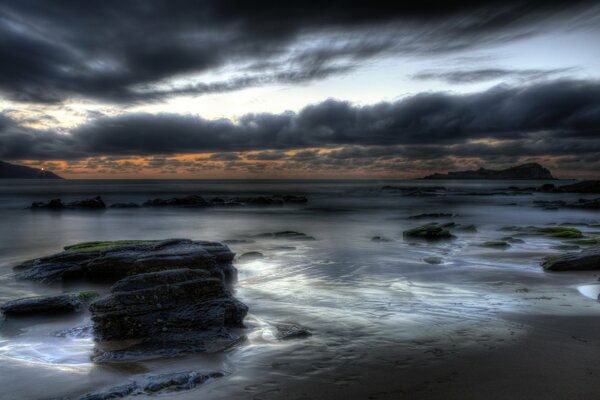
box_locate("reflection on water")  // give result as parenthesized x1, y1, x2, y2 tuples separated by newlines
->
(0, 179, 599, 399)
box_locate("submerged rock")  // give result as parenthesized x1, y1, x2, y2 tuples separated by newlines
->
(479, 241, 511, 249)
(1, 292, 97, 315)
(542, 250, 600, 271)
(90, 268, 248, 361)
(79, 371, 224, 399)
(274, 323, 312, 340)
(371, 236, 392, 242)
(403, 223, 455, 240)
(254, 231, 316, 241)
(14, 239, 237, 284)
(238, 251, 264, 261)
(423, 256, 444, 264)
(407, 213, 454, 220)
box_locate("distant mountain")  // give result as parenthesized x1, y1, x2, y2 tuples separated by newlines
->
(0, 160, 63, 179)
(423, 163, 555, 180)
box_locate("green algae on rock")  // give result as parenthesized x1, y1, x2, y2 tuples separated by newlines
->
(64, 240, 159, 252)
(542, 250, 600, 271)
(479, 241, 511, 249)
(403, 223, 455, 240)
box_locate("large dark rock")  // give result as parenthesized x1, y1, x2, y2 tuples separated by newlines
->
(1, 292, 97, 315)
(424, 163, 554, 180)
(14, 239, 237, 284)
(90, 268, 248, 361)
(542, 250, 600, 271)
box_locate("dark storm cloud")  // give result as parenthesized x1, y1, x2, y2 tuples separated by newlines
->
(2, 79, 600, 164)
(0, 0, 597, 103)
(413, 67, 577, 83)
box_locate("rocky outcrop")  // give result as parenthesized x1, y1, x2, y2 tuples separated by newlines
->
(534, 198, 600, 210)
(109, 202, 141, 208)
(403, 223, 455, 240)
(14, 239, 237, 284)
(143, 195, 209, 207)
(0, 160, 63, 179)
(30, 196, 106, 210)
(424, 163, 555, 180)
(90, 268, 248, 361)
(1, 292, 98, 315)
(542, 250, 600, 271)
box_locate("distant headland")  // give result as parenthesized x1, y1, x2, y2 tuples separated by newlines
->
(423, 162, 555, 180)
(0, 160, 63, 179)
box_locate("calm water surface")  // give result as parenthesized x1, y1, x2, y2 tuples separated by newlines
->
(0, 179, 598, 399)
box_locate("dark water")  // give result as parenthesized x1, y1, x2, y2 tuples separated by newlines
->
(0, 179, 599, 399)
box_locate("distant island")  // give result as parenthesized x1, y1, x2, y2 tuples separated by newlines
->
(423, 162, 555, 180)
(0, 160, 63, 179)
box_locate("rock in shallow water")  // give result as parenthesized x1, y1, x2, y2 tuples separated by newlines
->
(90, 268, 248, 362)
(1, 292, 98, 315)
(274, 323, 312, 340)
(542, 250, 600, 271)
(403, 223, 455, 240)
(79, 371, 224, 399)
(14, 238, 237, 284)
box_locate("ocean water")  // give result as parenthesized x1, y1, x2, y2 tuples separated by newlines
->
(0, 179, 599, 399)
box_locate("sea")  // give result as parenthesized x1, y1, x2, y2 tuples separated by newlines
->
(0, 179, 599, 399)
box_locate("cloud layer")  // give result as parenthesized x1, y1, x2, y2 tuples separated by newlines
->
(2, 79, 600, 176)
(0, 0, 597, 103)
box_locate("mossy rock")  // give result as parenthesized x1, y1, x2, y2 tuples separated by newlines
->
(571, 237, 600, 246)
(403, 223, 455, 240)
(64, 240, 159, 253)
(479, 241, 511, 249)
(501, 236, 524, 244)
(551, 244, 580, 251)
(423, 256, 444, 264)
(78, 291, 100, 302)
(534, 227, 583, 239)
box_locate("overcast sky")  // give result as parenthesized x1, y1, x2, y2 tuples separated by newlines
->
(1, 0, 599, 178)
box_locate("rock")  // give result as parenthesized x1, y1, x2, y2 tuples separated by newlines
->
(30, 198, 65, 209)
(144, 371, 224, 393)
(30, 196, 106, 210)
(67, 196, 106, 209)
(479, 241, 511, 249)
(274, 323, 312, 340)
(371, 236, 392, 242)
(222, 239, 255, 244)
(537, 183, 558, 192)
(254, 231, 315, 241)
(542, 250, 600, 271)
(424, 256, 444, 264)
(238, 251, 264, 261)
(551, 244, 580, 251)
(534, 198, 600, 210)
(90, 268, 248, 361)
(407, 213, 454, 219)
(557, 180, 600, 194)
(79, 382, 139, 400)
(501, 236, 524, 244)
(143, 195, 209, 207)
(1, 291, 98, 315)
(14, 239, 237, 284)
(455, 224, 477, 232)
(78, 371, 224, 399)
(403, 223, 455, 240)
(109, 202, 140, 208)
(424, 163, 555, 180)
